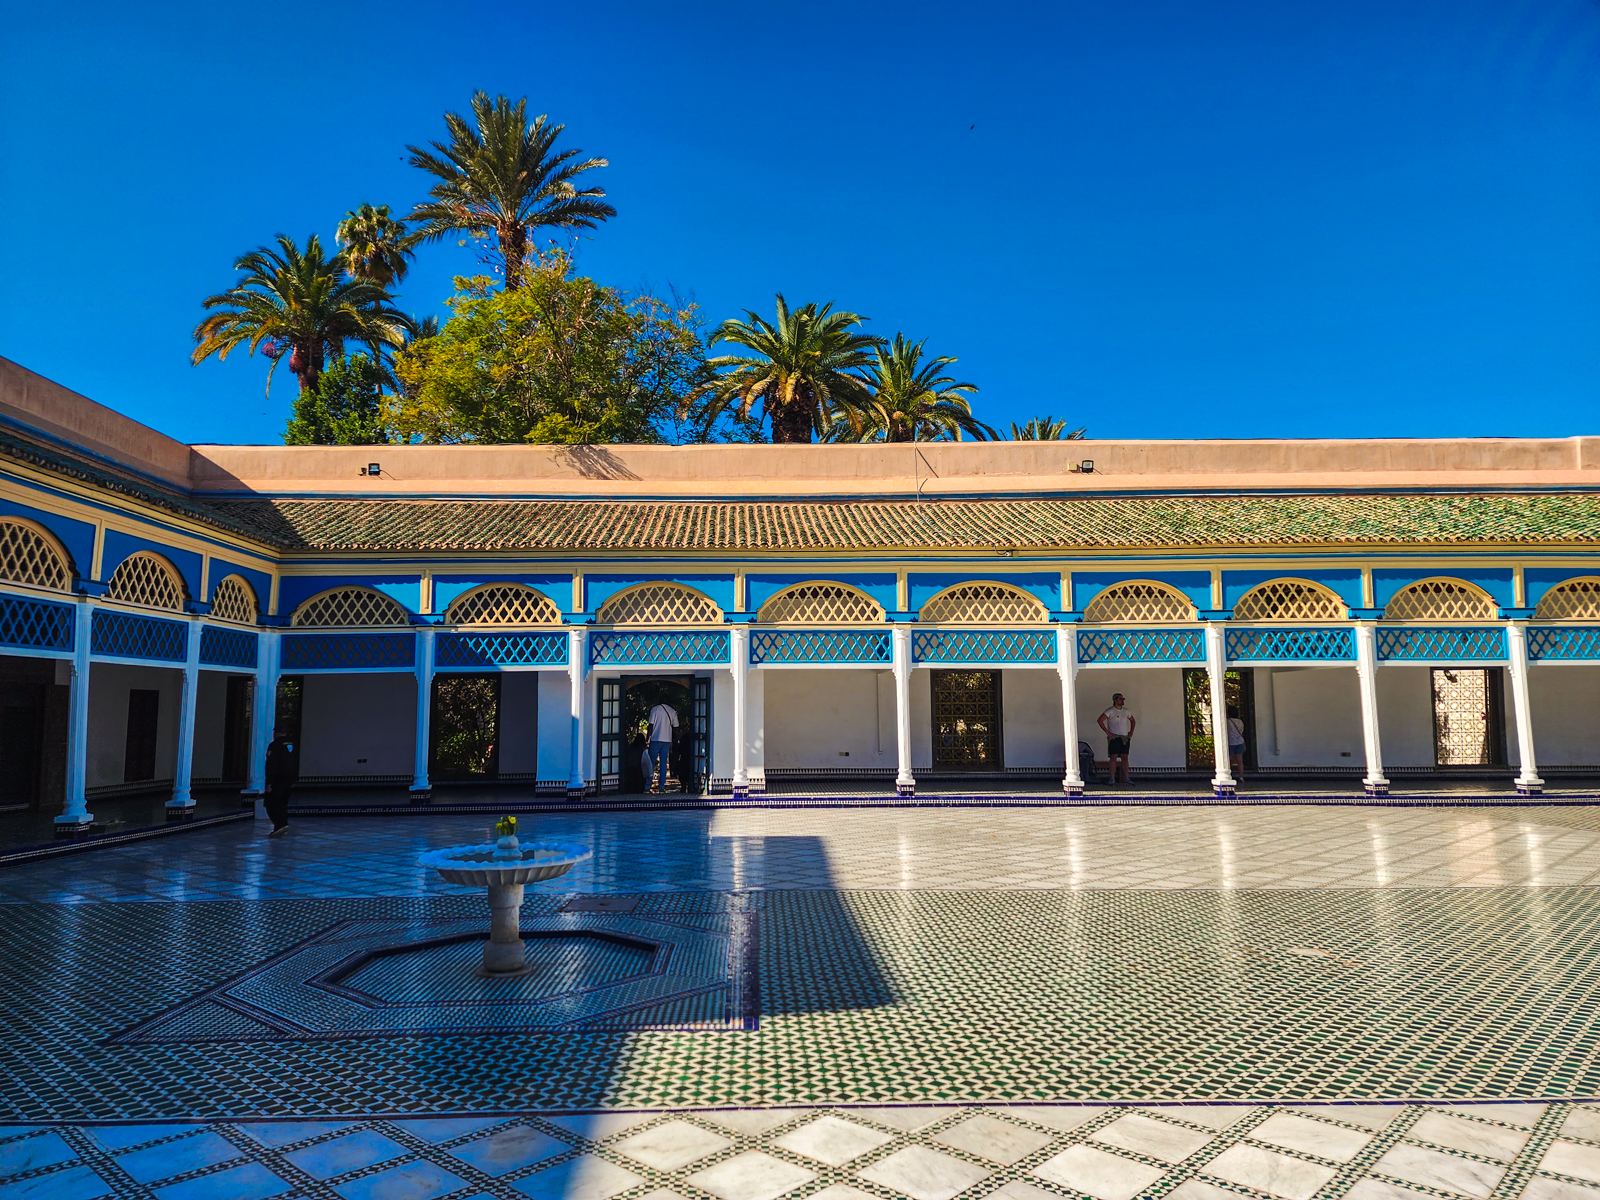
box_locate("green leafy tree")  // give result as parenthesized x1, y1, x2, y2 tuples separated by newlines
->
(1010, 414, 1086, 440)
(407, 93, 615, 289)
(191, 233, 411, 396)
(390, 250, 710, 444)
(824, 334, 993, 443)
(696, 295, 880, 443)
(284, 353, 392, 445)
(336, 204, 416, 288)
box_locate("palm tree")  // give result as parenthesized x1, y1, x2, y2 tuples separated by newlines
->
(696, 296, 881, 443)
(824, 334, 994, 443)
(407, 92, 615, 289)
(336, 204, 415, 288)
(191, 234, 412, 396)
(1010, 415, 1086, 440)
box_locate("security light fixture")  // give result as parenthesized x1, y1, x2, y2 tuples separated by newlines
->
(367, 463, 381, 477)
(1080, 460, 1095, 473)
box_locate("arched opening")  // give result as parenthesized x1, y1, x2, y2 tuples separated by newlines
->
(1382, 579, 1496, 621)
(105, 551, 186, 611)
(1231, 579, 1346, 622)
(445, 583, 563, 626)
(757, 582, 884, 624)
(0, 519, 72, 591)
(1082, 581, 1195, 624)
(595, 583, 723, 625)
(291, 586, 409, 627)
(209, 574, 259, 625)
(919, 582, 1047, 624)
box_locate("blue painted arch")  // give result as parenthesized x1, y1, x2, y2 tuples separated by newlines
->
(0, 499, 93, 579)
(101, 530, 201, 598)
(585, 574, 733, 617)
(1222, 569, 1361, 610)
(908, 572, 1059, 613)
(747, 572, 897, 615)
(1072, 570, 1210, 613)
(1373, 568, 1513, 609)
(435, 573, 573, 616)
(278, 574, 420, 617)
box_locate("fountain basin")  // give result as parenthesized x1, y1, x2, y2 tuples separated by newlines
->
(420, 837, 592, 973)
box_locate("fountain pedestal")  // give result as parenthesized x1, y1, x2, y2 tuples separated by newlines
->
(485, 881, 527, 972)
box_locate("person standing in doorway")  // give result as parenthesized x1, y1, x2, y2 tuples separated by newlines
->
(648, 700, 679, 794)
(264, 724, 298, 837)
(1097, 693, 1136, 785)
(1226, 703, 1247, 780)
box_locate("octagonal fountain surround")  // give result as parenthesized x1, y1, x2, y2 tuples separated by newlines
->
(419, 828, 593, 974)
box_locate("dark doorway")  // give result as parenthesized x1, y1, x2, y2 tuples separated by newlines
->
(618, 675, 695, 794)
(931, 670, 1003, 769)
(0, 658, 53, 806)
(1182, 668, 1257, 771)
(1430, 668, 1506, 767)
(222, 675, 253, 782)
(431, 674, 500, 779)
(124, 689, 160, 782)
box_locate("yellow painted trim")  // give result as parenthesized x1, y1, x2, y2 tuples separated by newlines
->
(572, 572, 584, 614)
(897, 570, 908, 611)
(1362, 567, 1374, 608)
(91, 522, 105, 581)
(269, 574, 280, 617)
(734, 568, 746, 612)
(200, 556, 211, 602)
(1514, 566, 1526, 608)
(419, 571, 433, 615)
(1211, 567, 1223, 609)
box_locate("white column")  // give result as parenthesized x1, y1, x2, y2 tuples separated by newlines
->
(892, 625, 914, 797)
(1354, 622, 1389, 796)
(167, 617, 203, 812)
(244, 629, 280, 801)
(57, 599, 95, 829)
(730, 626, 750, 798)
(1506, 621, 1543, 795)
(1204, 622, 1236, 797)
(1058, 624, 1083, 795)
(411, 626, 435, 797)
(567, 626, 588, 797)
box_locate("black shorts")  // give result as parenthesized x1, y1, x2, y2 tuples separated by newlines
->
(1107, 736, 1130, 756)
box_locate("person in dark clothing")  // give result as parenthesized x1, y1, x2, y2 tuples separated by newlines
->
(264, 725, 298, 837)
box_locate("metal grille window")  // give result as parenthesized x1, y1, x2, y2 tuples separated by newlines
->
(919, 583, 1047, 624)
(595, 583, 722, 625)
(0, 521, 71, 591)
(757, 583, 883, 624)
(209, 575, 258, 625)
(1384, 579, 1497, 621)
(291, 586, 409, 627)
(691, 677, 711, 790)
(1083, 582, 1195, 624)
(597, 680, 622, 787)
(445, 584, 563, 626)
(1534, 578, 1600, 621)
(1231, 580, 1345, 622)
(105, 552, 185, 611)
(931, 670, 1003, 767)
(1430, 668, 1504, 766)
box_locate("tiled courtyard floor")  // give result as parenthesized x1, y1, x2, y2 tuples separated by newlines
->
(6, 804, 1600, 1198)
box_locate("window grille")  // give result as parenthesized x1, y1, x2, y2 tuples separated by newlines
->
(1534, 578, 1600, 622)
(1383, 579, 1496, 622)
(919, 583, 1047, 624)
(0, 521, 71, 591)
(105, 552, 185, 611)
(757, 583, 883, 624)
(209, 575, 258, 625)
(1231, 580, 1345, 622)
(291, 586, 409, 627)
(595, 583, 722, 626)
(1082, 581, 1195, 624)
(445, 584, 563, 626)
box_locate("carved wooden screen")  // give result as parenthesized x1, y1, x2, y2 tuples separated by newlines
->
(1083, 582, 1194, 624)
(291, 586, 409, 627)
(757, 583, 883, 624)
(919, 583, 1047, 624)
(209, 575, 258, 625)
(595, 584, 722, 625)
(1534, 579, 1600, 621)
(445, 584, 562, 626)
(1384, 580, 1496, 621)
(0, 520, 71, 591)
(105, 552, 185, 611)
(1231, 580, 1345, 621)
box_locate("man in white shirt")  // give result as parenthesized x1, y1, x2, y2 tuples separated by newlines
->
(1096, 693, 1136, 785)
(648, 701, 680, 793)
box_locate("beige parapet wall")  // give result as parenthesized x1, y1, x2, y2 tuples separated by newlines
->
(6, 355, 1600, 499)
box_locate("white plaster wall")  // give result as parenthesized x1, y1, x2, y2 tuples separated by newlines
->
(192, 671, 230, 779)
(1073, 668, 1186, 767)
(86, 663, 181, 787)
(498, 671, 540, 775)
(1375, 666, 1439, 768)
(1267, 667, 1364, 767)
(763, 669, 898, 768)
(1001, 669, 1064, 767)
(746, 669, 764, 773)
(300, 672, 415, 776)
(911, 670, 932, 769)
(1529, 666, 1600, 765)
(713, 670, 733, 777)
(537, 672, 572, 780)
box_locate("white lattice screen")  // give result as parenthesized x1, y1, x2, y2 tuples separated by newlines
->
(1383, 579, 1496, 621)
(446, 584, 562, 626)
(1082, 582, 1195, 624)
(209, 575, 258, 624)
(291, 586, 409, 627)
(105, 553, 185, 611)
(1231, 580, 1345, 622)
(758, 583, 884, 624)
(1534, 578, 1600, 621)
(0, 521, 70, 591)
(919, 583, 1048, 624)
(596, 584, 722, 625)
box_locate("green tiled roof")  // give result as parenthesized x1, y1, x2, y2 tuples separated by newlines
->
(206, 492, 1600, 553)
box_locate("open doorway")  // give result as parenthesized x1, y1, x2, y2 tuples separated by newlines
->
(1182, 668, 1256, 771)
(1430, 668, 1506, 767)
(931, 670, 1004, 769)
(431, 673, 500, 780)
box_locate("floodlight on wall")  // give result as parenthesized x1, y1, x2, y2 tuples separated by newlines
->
(1080, 460, 1094, 473)
(362, 463, 381, 477)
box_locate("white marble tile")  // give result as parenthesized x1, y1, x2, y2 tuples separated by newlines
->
(1032, 1144, 1166, 1200)
(1204, 1142, 1337, 1200)
(697, 1111, 808, 1137)
(686, 1152, 818, 1200)
(634, 1191, 693, 1200)
(543, 1113, 660, 1141)
(773, 1117, 893, 1167)
(933, 1116, 1053, 1166)
(1168, 1182, 1248, 1200)
(851, 1109, 953, 1133)
(1344, 1179, 1438, 1200)
(1524, 1177, 1600, 1200)
(514, 1154, 644, 1200)
(984, 1183, 1062, 1200)
(1373, 1143, 1505, 1199)
(1287, 1105, 1404, 1132)
(856, 1145, 991, 1200)
(1544, 1142, 1600, 1186)
(1440, 1103, 1547, 1128)
(1409, 1112, 1529, 1162)
(1251, 1113, 1372, 1163)
(1565, 1110, 1600, 1144)
(1158, 1106, 1258, 1131)
(1090, 1114, 1213, 1164)
(993, 1106, 1108, 1133)
(612, 1120, 732, 1171)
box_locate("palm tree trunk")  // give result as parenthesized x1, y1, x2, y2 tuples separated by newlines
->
(499, 223, 529, 289)
(770, 399, 814, 444)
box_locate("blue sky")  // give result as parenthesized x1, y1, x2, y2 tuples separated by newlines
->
(2, 0, 1597, 445)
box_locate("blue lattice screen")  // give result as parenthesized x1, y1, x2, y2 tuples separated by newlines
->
(589, 631, 730, 666)
(1526, 627, 1600, 662)
(749, 631, 891, 664)
(911, 629, 1056, 664)
(1077, 629, 1205, 664)
(436, 632, 568, 669)
(1375, 627, 1506, 662)
(1225, 628, 1355, 662)
(281, 633, 415, 670)
(91, 610, 188, 662)
(0, 593, 74, 652)
(199, 625, 258, 669)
